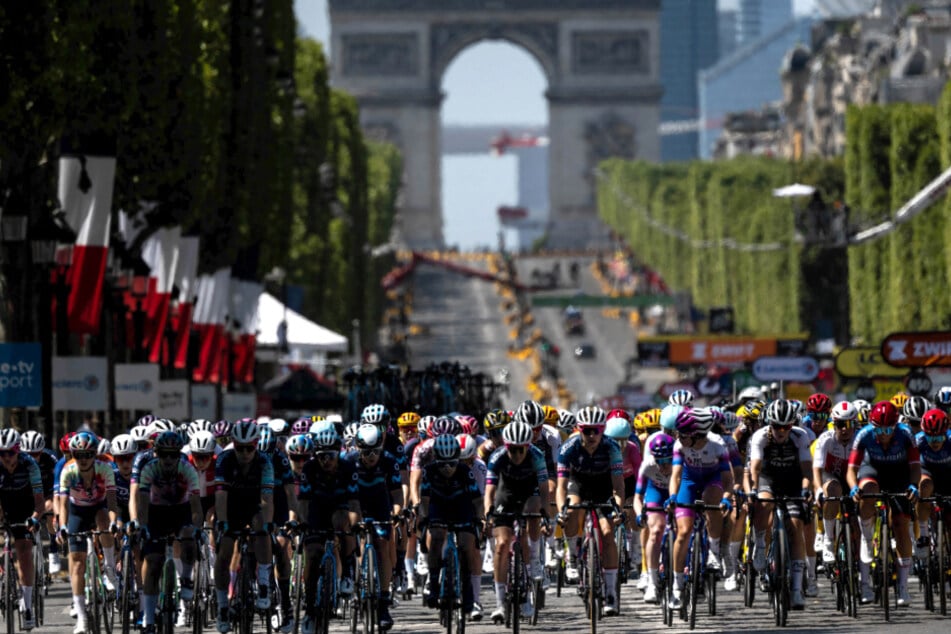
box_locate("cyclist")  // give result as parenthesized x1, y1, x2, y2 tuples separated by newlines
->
(605, 414, 642, 574)
(418, 434, 485, 620)
(458, 434, 486, 493)
(297, 427, 361, 634)
(213, 420, 232, 449)
(348, 423, 403, 631)
(186, 431, 218, 524)
(57, 431, 119, 634)
(214, 419, 276, 632)
(914, 408, 951, 559)
(130, 419, 176, 523)
(0, 429, 44, 630)
(668, 407, 733, 609)
(802, 393, 832, 442)
(711, 408, 743, 590)
(813, 401, 857, 565)
(484, 420, 548, 622)
(477, 409, 510, 461)
(633, 433, 674, 604)
(556, 405, 625, 616)
(934, 386, 951, 414)
(847, 400, 920, 606)
(20, 430, 59, 573)
(515, 400, 559, 580)
(749, 399, 814, 609)
(396, 411, 421, 595)
(902, 395, 930, 436)
(130, 430, 203, 634)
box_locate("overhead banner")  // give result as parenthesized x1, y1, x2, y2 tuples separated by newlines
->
(881, 331, 951, 367)
(835, 346, 908, 378)
(158, 380, 190, 420)
(637, 335, 809, 367)
(52, 356, 108, 411)
(191, 384, 217, 420)
(223, 392, 256, 420)
(114, 364, 160, 411)
(752, 356, 819, 382)
(0, 343, 42, 408)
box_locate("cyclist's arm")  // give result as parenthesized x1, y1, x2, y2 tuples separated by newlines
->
(556, 475, 568, 513)
(719, 463, 734, 497)
(189, 494, 203, 528)
(215, 490, 229, 525)
(284, 482, 299, 520)
(106, 490, 118, 524)
(610, 471, 625, 510)
(799, 461, 813, 492)
(749, 458, 762, 491)
(129, 481, 140, 521)
(137, 489, 150, 526)
(409, 469, 422, 507)
(260, 490, 274, 524)
(298, 499, 309, 523)
(418, 495, 429, 523)
(668, 464, 682, 500)
(390, 485, 403, 517)
(483, 482, 497, 518)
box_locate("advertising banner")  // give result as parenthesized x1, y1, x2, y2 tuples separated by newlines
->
(638, 334, 809, 367)
(114, 364, 160, 411)
(835, 346, 907, 378)
(752, 356, 819, 382)
(52, 356, 108, 411)
(0, 343, 42, 407)
(158, 380, 190, 420)
(881, 331, 951, 367)
(191, 384, 217, 420)
(223, 392, 256, 420)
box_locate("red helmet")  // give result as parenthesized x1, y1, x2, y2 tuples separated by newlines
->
(607, 408, 631, 422)
(921, 408, 949, 436)
(868, 401, 899, 428)
(806, 393, 832, 414)
(59, 431, 76, 454)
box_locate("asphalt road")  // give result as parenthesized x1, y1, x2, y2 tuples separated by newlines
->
(37, 564, 951, 633)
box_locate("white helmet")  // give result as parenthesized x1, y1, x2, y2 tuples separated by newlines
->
(0, 429, 21, 451)
(501, 421, 533, 446)
(324, 414, 343, 424)
(831, 401, 857, 423)
(111, 434, 136, 456)
(310, 420, 335, 436)
(231, 419, 261, 445)
(268, 418, 289, 436)
(97, 438, 112, 456)
(457, 434, 477, 460)
(129, 426, 151, 444)
(20, 431, 45, 453)
(188, 419, 214, 439)
(189, 430, 216, 454)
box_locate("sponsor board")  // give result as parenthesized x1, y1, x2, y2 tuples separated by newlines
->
(835, 346, 907, 379)
(0, 343, 42, 407)
(158, 380, 190, 420)
(881, 331, 951, 367)
(52, 357, 108, 411)
(223, 393, 256, 420)
(114, 364, 160, 411)
(752, 356, 819, 382)
(638, 334, 809, 367)
(191, 384, 217, 420)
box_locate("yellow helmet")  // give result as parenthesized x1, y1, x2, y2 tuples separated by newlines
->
(310, 415, 325, 423)
(740, 400, 765, 422)
(542, 405, 559, 427)
(890, 392, 910, 409)
(484, 409, 511, 432)
(397, 412, 421, 428)
(632, 412, 647, 433)
(642, 408, 662, 432)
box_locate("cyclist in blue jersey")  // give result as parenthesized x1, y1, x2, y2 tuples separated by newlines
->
(633, 433, 674, 604)
(556, 406, 625, 616)
(915, 408, 951, 559)
(397, 412, 423, 593)
(668, 408, 733, 610)
(0, 429, 45, 630)
(214, 419, 276, 633)
(21, 430, 59, 573)
(847, 400, 920, 607)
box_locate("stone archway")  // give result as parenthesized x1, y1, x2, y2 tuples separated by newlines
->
(329, 0, 662, 249)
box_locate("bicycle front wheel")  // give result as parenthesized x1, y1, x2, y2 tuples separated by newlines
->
(587, 537, 599, 634)
(687, 537, 700, 630)
(363, 547, 378, 634)
(939, 515, 948, 616)
(775, 527, 789, 627)
(512, 544, 522, 634)
(5, 549, 14, 634)
(88, 551, 104, 634)
(161, 560, 177, 634)
(881, 514, 891, 622)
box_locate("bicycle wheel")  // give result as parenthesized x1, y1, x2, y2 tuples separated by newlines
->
(778, 527, 789, 627)
(319, 553, 334, 634)
(89, 550, 104, 634)
(291, 548, 304, 634)
(160, 560, 176, 634)
(363, 547, 378, 634)
(939, 515, 948, 616)
(881, 514, 890, 622)
(191, 549, 205, 634)
(687, 536, 700, 631)
(743, 525, 755, 608)
(660, 533, 671, 627)
(32, 540, 45, 626)
(441, 551, 455, 634)
(587, 536, 599, 634)
(4, 548, 14, 634)
(512, 544, 522, 634)
(120, 545, 135, 634)
(614, 525, 625, 613)
(923, 531, 935, 613)
(239, 557, 255, 634)
(555, 546, 565, 598)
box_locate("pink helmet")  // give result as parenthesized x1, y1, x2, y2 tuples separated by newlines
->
(455, 415, 478, 436)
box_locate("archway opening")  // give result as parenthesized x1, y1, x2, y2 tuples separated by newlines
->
(441, 41, 548, 251)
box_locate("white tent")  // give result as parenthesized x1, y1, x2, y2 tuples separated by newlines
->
(256, 292, 348, 354)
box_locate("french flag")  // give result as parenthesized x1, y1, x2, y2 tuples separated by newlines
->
(191, 268, 230, 383)
(141, 227, 181, 364)
(229, 280, 262, 385)
(172, 236, 199, 369)
(58, 152, 116, 335)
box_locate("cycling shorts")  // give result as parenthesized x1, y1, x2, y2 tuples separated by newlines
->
(143, 503, 192, 556)
(623, 475, 636, 500)
(429, 499, 478, 535)
(0, 492, 36, 540)
(758, 473, 805, 520)
(67, 502, 106, 553)
(643, 480, 669, 512)
(921, 465, 951, 496)
(566, 475, 613, 505)
(857, 464, 913, 516)
(674, 473, 722, 520)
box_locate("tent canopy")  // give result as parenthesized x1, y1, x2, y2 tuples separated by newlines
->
(256, 292, 348, 353)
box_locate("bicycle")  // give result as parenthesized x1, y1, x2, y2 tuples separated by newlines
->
(671, 501, 722, 631)
(353, 520, 391, 634)
(429, 520, 472, 634)
(190, 527, 215, 634)
(657, 511, 676, 627)
(152, 533, 183, 634)
(921, 494, 951, 616)
(308, 529, 343, 634)
(566, 502, 616, 634)
(0, 521, 38, 634)
(822, 495, 859, 618)
(71, 529, 116, 634)
(287, 526, 306, 634)
(116, 528, 139, 634)
(755, 494, 809, 628)
(862, 491, 908, 621)
(734, 494, 757, 609)
(489, 511, 544, 632)
(225, 527, 274, 634)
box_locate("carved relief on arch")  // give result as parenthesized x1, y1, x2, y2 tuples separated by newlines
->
(430, 22, 558, 84)
(584, 112, 635, 188)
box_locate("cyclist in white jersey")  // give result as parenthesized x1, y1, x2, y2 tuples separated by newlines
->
(813, 401, 856, 564)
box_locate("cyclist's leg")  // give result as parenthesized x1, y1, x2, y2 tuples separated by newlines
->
(95, 506, 117, 586)
(788, 514, 807, 606)
(597, 508, 619, 606)
(214, 534, 236, 615)
(139, 535, 165, 629)
(524, 495, 543, 576)
(856, 471, 880, 597)
(13, 535, 35, 615)
(425, 525, 447, 602)
(66, 504, 93, 629)
(332, 510, 355, 589)
(673, 476, 703, 599)
(251, 511, 274, 606)
(458, 531, 481, 610)
(375, 527, 395, 598)
(701, 482, 724, 568)
(492, 524, 514, 614)
(563, 486, 585, 571)
(642, 480, 668, 599)
(917, 473, 935, 556)
(890, 495, 914, 604)
(820, 477, 843, 563)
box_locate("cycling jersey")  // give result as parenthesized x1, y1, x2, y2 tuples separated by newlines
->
(916, 431, 951, 493)
(619, 441, 642, 479)
(52, 455, 67, 496)
(486, 445, 548, 489)
(298, 458, 359, 530)
(187, 453, 216, 497)
(420, 461, 480, 527)
(468, 458, 487, 494)
(410, 438, 436, 471)
(403, 437, 422, 465)
(58, 460, 116, 507)
(111, 466, 132, 519)
(556, 435, 623, 480)
(719, 434, 743, 469)
(477, 437, 502, 462)
(814, 429, 851, 481)
(532, 425, 561, 478)
(214, 450, 276, 495)
(268, 450, 295, 523)
(346, 452, 401, 522)
(635, 449, 671, 510)
(131, 449, 155, 484)
(27, 449, 57, 498)
(849, 424, 919, 493)
(672, 434, 731, 483)
(383, 432, 407, 470)
(137, 458, 200, 506)
(0, 453, 43, 503)
(749, 427, 811, 478)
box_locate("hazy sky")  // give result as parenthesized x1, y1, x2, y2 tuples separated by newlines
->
(294, 0, 817, 248)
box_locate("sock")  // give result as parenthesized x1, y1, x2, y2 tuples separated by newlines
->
(21, 586, 32, 613)
(709, 537, 720, 558)
(567, 537, 579, 561)
(825, 518, 838, 546)
(257, 563, 272, 586)
(729, 542, 741, 572)
(806, 556, 816, 580)
(919, 520, 930, 539)
(649, 568, 660, 586)
(103, 545, 116, 572)
(471, 574, 481, 605)
(173, 557, 184, 578)
(603, 569, 617, 600)
(404, 557, 415, 578)
(142, 594, 158, 626)
(182, 562, 194, 583)
(278, 577, 291, 611)
(675, 572, 685, 590)
(73, 595, 86, 619)
(897, 557, 911, 588)
(791, 560, 805, 593)
(217, 589, 230, 611)
(859, 561, 870, 585)
(495, 581, 505, 608)
(755, 530, 766, 549)
(860, 517, 874, 563)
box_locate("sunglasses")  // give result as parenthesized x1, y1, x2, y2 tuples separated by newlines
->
(73, 452, 95, 460)
(0, 449, 17, 459)
(926, 434, 946, 444)
(315, 451, 337, 461)
(361, 448, 382, 457)
(582, 428, 602, 436)
(437, 460, 459, 468)
(873, 426, 896, 436)
(157, 452, 180, 460)
(115, 455, 135, 462)
(290, 454, 310, 462)
(234, 445, 256, 454)
(811, 413, 830, 421)
(771, 424, 794, 432)
(656, 457, 673, 466)
(507, 445, 527, 454)
(192, 452, 214, 461)
(679, 433, 705, 443)
(834, 421, 853, 430)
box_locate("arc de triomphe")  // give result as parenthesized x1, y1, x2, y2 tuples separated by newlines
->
(329, 0, 661, 249)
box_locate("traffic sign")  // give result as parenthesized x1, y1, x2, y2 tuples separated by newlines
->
(905, 370, 933, 396)
(881, 331, 951, 367)
(695, 376, 722, 397)
(835, 346, 908, 378)
(752, 356, 819, 382)
(854, 381, 877, 401)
